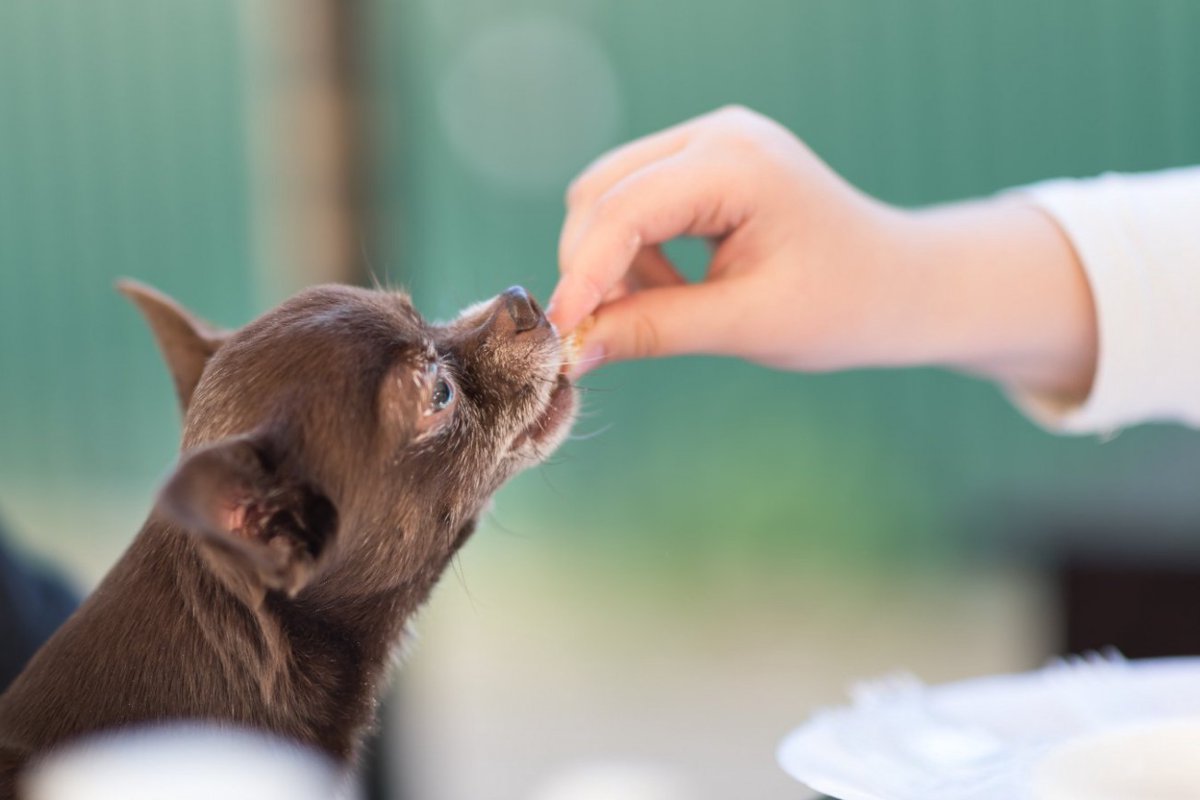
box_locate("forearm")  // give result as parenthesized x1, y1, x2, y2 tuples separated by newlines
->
(875, 197, 1098, 402)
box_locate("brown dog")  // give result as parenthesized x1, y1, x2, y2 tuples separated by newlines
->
(0, 282, 575, 796)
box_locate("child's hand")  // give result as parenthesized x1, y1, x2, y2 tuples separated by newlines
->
(549, 106, 907, 373)
(549, 106, 1096, 402)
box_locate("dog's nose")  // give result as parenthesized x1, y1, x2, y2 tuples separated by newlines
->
(502, 286, 546, 333)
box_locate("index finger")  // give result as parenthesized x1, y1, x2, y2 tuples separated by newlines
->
(559, 125, 690, 265)
(548, 153, 739, 332)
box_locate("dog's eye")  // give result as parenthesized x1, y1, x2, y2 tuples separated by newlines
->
(431, 376, 454, 411)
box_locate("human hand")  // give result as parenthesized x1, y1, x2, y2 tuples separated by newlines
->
(549, 105, 904, 375)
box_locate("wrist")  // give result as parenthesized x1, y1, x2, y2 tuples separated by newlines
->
(879, 198, 1098, 401)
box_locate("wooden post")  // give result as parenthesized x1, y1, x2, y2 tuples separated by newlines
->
(239, 0, 372, 301)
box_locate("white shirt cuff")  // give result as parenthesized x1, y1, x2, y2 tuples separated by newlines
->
(1010, 167, 1200, 435)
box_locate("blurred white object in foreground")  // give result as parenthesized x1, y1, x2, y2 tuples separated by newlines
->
(24, 723, 346, 800)
(778, 655, 1200, 800)
(529, 759, 693, 800)
(1033, 717, 1200, 800)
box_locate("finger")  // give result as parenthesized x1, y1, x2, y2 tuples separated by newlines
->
(566, 126, 691, 210)
(549, 153, 741, 332)
(568, 279, 743, 377)
(601, 284, 628, 304)
(628, 245, 685, 291)
(559, 125, 691, 265)
(598, 246, 684, 306)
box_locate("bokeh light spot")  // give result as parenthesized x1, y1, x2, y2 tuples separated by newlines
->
(438, 17, 622, 193)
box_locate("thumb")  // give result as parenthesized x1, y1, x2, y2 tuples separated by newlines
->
(569, 281, 742, 376)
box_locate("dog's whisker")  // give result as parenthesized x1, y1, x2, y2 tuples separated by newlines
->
(557, 360, 607, 376)
(484, 511, 529, 540)
(358, 231, 386, 292)
(448, 553, 482, 615)
(570, 381, 622, 392)
(568, 423, 614, 442)
(535, 461, 567, 496)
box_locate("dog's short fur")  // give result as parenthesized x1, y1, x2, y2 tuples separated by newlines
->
(0, 282, 575, 796)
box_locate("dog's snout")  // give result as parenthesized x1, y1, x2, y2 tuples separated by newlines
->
(502, 286, 545, 333)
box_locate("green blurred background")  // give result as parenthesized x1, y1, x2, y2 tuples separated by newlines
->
(2, 1, 1199, 798)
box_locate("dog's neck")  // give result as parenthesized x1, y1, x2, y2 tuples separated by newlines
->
(0, 517, 435, 765)
(166, 516, 442, 760)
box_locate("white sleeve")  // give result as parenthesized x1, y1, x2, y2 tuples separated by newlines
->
(1009, 166, 1200, 435)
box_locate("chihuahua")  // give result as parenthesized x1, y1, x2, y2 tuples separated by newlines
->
(0, 282, 575, 796)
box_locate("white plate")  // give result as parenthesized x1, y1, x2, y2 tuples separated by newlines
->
(1033, 716, 1200, 800)
(777, 655, 1200, 800)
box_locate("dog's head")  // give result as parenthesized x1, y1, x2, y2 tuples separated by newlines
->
(121, 281, 574, 606)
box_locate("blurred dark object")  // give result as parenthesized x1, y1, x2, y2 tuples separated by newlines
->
(360, 695, 399, 800)
(0, 518, 79, 692)
(1058, 553, 1200, 658)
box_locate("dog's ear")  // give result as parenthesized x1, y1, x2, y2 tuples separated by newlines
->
(156, 431, 338, 604)
(118, 279, 230, 411)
